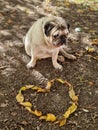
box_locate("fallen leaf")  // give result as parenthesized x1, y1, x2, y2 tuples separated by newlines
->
(45, 81, 53, 90)
(88, 81, 94, 86)
(31, 86, 46, 92)
(64, 80, 72, 88)
(56, 78, 65, 84)
(46, 114, 56, 121)
(92, 38, 98, 45)
(63, 103, 77, 118)
(25, 107, 32, 112)
(19, 86, 26, 93)
(31, 86, 41, 90)
(40, 113, 56, 122)
(37, 88, 47, 93)
(69, 88, 78, 102)
(25, 85, 34, 89)
(16, 93, 24, 103)
(55, 118, 67, 126)
(32, 110, 42, 117)
(85, 47, 95, 52)
(25, 107, 42, 117)
(19, 85, 34, 93)
(20, 102, 32, 107)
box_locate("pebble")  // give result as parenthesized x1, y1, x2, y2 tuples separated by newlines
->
(75, 27, 82, 32)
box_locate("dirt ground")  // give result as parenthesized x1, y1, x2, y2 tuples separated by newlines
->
(0, 0, 98, 130)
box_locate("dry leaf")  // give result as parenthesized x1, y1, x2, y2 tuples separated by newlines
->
(86, 47, 95, 52)
(25, 85, 34, 89)
(46, 114, 56, 122)
(64, 80, 72, 88)
(69, 88, 78, 101)
(92, 38, 98, 45)
(46, 81, 52, 90)
(16, 93, 24, 103)
(59, 118, 66, 126)
(20, 102, 32, 107)
(56, 78, 65, 84)
(32, 86, 46, 92)
(37, 88, 47, 93)
(40, 114, 56, 122)
(19, 86, 26, 92)
(19, 85, 34, 93)
(32, 110, 42, 117)
(25, 107, 32, 112)
(31, 86, 41, 90)
(25, 107, 42, 116)
(88, 81, 94, 86)
(55, 118, 66, 126)
(63, 103, 77, 118)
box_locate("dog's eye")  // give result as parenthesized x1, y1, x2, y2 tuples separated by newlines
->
(53, 34, 59, 38)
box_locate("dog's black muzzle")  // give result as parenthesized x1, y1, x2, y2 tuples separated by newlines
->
(60, 35, 67, 45)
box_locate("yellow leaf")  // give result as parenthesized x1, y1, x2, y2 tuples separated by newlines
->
(46, 114, 56, 122)
(31, 86, 41, 90)
(86, 47, 95, 52)
(16, 93, 24, 103)
(19, 86, 26, 92)
(19, 85, 34, 93)
(59, 118, 66, 126)
(40, 114, 56, 122)
(20, 102, 32, 107)
(68, 103, 77, 113)
(39, 115, 47, 120)
(56, 78, 65, 84)
(32, 110, 42, 117)
(69, 88, 78, 101)
(37, 88, 47, 93)
(55, 118, 66, 126)
(63, 110, 70, 119)
(64, 103, 77, 118)
(64, 80, 72, 88)
(46, 81, 52, 90)
(31, 86, 46, 93)
(25, 107, 32, 112)
(25, 85, 34, 89)
(92, 38, 98, 45)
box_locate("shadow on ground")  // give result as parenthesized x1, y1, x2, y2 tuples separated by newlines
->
(0, 0, 98, 130)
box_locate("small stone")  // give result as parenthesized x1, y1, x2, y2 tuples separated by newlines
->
(75, 27, 82, 32)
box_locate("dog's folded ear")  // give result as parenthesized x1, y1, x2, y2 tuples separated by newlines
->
(44, 22, 54, 36)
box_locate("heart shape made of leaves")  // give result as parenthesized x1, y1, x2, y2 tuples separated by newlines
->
(16, 79, 78, 126)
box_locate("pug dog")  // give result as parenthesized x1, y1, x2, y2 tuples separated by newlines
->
(24, 16, 76, 70)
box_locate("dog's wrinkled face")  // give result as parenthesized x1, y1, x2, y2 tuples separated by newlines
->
(44, 17, 70, 47)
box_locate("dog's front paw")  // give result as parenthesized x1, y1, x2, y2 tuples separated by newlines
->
(68, 54, 76, 60)
(57, 55, 65, 62)
(54, 63, 63, 71)
(26, 62, 35, 69)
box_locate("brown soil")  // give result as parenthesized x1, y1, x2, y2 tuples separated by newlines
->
(0, 0, 98, 130)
